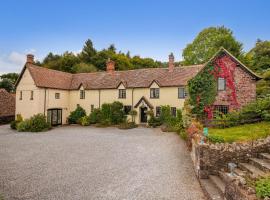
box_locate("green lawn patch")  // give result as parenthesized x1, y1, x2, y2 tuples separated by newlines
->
(208, 122, 270, 143)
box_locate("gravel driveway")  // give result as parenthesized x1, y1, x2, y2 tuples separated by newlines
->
(0, 125, 204, 200)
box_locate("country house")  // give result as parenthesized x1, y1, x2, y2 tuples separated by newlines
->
(15, 48, 260, 125)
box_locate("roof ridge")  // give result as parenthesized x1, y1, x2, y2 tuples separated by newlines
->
(73, 64, 204, 76)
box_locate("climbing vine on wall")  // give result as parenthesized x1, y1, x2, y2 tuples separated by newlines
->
(188, 52, 238, 119)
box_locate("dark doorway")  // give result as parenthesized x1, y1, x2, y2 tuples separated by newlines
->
(140, 107, 148, 123)
(47, 109, 62, 126)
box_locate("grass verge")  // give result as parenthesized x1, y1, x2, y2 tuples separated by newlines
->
(208, 122, 270, 143)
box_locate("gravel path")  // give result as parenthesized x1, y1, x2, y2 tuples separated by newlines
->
(0, 125, 205, 200)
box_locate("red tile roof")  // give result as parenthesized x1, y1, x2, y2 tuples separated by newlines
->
(23, 63, 203, 90)
(0, 89, 15, 117)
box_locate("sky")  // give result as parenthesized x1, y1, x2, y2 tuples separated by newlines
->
(0, 0, 270, 74)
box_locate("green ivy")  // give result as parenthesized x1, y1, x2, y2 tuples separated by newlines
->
(188, 63, 217, 118)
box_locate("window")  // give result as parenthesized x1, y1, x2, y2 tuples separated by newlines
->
(178, 87, 187, 99)
(214, 105, 229, 115)
(91, 104, 94, 112)
(156, 106, 161, 117)
(150, 88, 159, 99)
(171, 107, 177, 117)
(19, 91, 22, 100)
(124, 105, 132, 115)
(80, 90, 85, 99)
(55, 93, 60, 99)
(118, 89, 126, 99)
(218, 78, 226, 91)
(30, 91, 34, 100)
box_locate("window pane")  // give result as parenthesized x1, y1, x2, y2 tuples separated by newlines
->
(171, 107, 176, 117)
(178, 88, 185, 99)
(124, 105, 131, 114)
(156, 106, 161, 117)
(218, 78, 225, 91)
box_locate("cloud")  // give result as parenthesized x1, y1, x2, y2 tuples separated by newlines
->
(0, 51, 32, 75)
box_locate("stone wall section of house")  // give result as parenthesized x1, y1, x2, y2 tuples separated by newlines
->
(213, 61, 257, 110)
(191, 137, 270, 179)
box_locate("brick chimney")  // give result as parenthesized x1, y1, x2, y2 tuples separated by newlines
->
(168, 53, 174, 72)
(26, 54, 34, 64)
(106, 58, 115, 74)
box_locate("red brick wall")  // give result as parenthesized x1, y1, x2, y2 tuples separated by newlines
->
(213, 60, 257, 110)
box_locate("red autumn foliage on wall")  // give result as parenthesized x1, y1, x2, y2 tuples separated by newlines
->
(204, 55, 239, 119)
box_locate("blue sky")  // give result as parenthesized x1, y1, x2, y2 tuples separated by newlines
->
(0, 0, 269, 74)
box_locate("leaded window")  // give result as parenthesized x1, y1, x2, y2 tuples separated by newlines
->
(150, 88, 159, 99)
(119, 89, 126, 99)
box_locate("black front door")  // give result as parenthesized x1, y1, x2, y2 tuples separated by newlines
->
(140, 107, 148, 123)
(47, 109, 62, 126)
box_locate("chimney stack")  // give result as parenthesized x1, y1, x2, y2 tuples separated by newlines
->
(26, 54, 34, 64)
(168, 53, 174, 72)
(106, 58, 115, 74)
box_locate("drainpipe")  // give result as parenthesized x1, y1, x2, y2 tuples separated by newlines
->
(132, 88, 134, 108)
(44, 88, 47, 115)
(98, 89, 101, 108)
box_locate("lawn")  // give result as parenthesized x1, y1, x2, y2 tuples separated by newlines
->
(208, 122, 270, 143)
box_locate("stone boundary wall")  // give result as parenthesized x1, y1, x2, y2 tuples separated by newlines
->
(191, 137, 270, 179)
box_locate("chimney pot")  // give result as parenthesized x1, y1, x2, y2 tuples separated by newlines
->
(106, 58, 115, 74)
(26, 54, 34, 64)
(168, 53, 174, 72)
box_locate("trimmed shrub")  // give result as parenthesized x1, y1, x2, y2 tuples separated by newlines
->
(10, 114, 23, 130)
(17, 119, 32, 132)
(29, 114, 50, 132)
(68, 105, 86, 124)
(256, 177, 270, 198)
(147, 110, 162, 127)
(89, 108, 101, 124)
(207, 135, 225, 143)
(10, 120, 17, 129)
(110, 101, 126, 124)
(80, 116, 90, 126)
(16, 114, 50, 132)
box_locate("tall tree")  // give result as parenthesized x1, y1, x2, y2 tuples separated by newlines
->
(80, 39, 97, 64)
(182, 26, 243, 65)
(247, 39, 270, 73)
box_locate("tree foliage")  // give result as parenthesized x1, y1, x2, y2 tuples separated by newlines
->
(41, 39, 161, 73)
(0, 73, 19, 92)
(247, 39, 270, 73)
(182, 26, 243, 65)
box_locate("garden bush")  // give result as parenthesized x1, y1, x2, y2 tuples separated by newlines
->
(89, 108, 102, 124)
(147, 110, 162, 127)
(256, 177, 270, 198)
(30, 114, 51, 132)
(10, 114, 23, 130)
(80, 116, 90, 126)
(68, 105, 86, 124)
(110, 101, 126, 124)
(17, 114, 50, 132)
(17, 119, 32, 132)
(214, 97, 270, 128)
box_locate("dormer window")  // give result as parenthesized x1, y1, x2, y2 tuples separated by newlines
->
(118, 89, 126, 99)
(218, 78, 226, 91)
(150, 88, 159, 99)
(80, 90, 85, 99)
